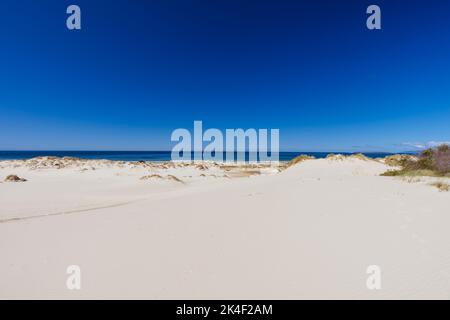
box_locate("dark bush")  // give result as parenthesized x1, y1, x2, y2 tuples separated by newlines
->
(417, 148, 434, 170)
(433, 144, 450, 173)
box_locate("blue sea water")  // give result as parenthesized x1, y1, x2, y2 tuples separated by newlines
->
(0, 151, 404, 162)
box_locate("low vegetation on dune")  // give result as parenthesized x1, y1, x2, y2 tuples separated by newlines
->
(325, 153, 346, 161)
(383, 154, 418, 167)
(284, 152, 372, 170)
(286, 154, 315, 168)
(381, 144, 450, 178)
(325, 153, 371, 161)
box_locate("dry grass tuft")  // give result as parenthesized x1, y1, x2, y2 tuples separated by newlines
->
(286, 154, 315, 168)
(326, 154, 346, 161)
(400, 176, 422, 183)
(4, 174, 27, 182)
(140, 174, 163, 180)
(348, 153, 370, 161)
(167, 175, 184, 183)
(430, 182, 449, 192)
(140, 174, 184, 183)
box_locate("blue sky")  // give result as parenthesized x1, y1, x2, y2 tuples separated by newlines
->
(0, 0, 449, 152)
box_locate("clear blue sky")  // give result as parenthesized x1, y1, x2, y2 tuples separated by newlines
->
(0, 0, 449, 152)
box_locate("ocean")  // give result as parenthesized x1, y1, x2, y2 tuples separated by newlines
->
(0, 151, 403, 162)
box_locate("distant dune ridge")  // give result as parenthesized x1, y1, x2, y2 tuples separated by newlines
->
(0, 154, 449, 299)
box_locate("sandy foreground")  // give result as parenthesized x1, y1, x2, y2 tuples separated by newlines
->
(0, 156, 449, 299)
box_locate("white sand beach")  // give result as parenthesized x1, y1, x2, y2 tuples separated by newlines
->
(0, 156, 449, 299)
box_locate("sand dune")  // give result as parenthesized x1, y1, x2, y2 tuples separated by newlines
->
(0, 156, 449, 299)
